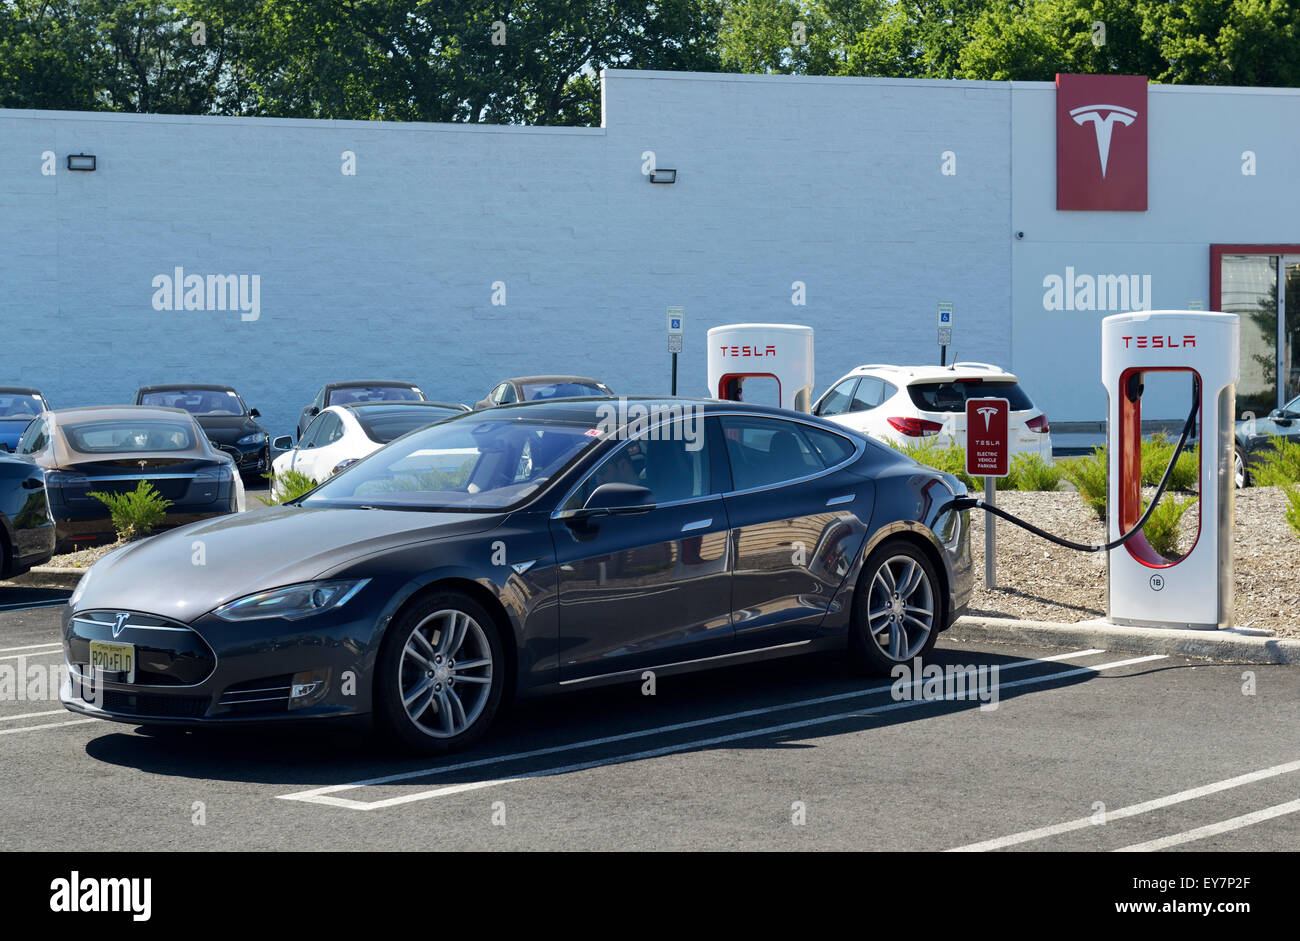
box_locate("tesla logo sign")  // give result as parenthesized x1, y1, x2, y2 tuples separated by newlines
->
(1057, 74, 1147, 211)
(720, 345, 777, 357)
(966, 398, 1009, 478)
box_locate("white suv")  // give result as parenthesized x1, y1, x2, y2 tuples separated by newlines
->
(811, 362, 1054, 461)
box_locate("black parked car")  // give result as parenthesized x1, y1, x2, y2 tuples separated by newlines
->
(298, 380, 428, 441)
(1235, 393, 1300, 487)
(0, 453, 56, 577)
(473, 375, 612, 410)
(135, 384, 269, 483)
(60, 398, 972, 753)
(0, 387, 49, 453)
(16, 406, 243, 552)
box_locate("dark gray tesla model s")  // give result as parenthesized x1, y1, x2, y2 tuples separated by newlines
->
(61, 398, 972, 753)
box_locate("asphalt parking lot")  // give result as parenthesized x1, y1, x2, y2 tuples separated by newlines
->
(1, 596, 1296, 852)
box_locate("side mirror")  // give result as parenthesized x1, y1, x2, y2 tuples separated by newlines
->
(572, 482, 655, 519)
(272, 435, 294, 451)
(308, 406, 319, 417)
(250, 408, 261, 418)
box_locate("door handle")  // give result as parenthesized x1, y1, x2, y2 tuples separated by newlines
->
(681, 518, 712, 533)
(826, 493, 855, 506)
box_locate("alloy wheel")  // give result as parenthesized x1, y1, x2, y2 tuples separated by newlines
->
(865, 554, 935, 661)
(398, 609, 494, 739)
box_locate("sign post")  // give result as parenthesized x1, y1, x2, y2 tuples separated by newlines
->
(937, 302, 954, 366)
(966, 397, 1010, 589)
(667, 307, 684, 395)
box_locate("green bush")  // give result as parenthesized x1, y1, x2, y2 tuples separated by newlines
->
(1141, 495, 1197, 560)
(259, 468, 319, 505)
(1284, 485, 1300, 537)
(889, 440, 977, 490)
(1008, 453, 1064, 491)
(1254, 436, 1300, 487)
(1060, 447, 1108, 520)
(1140, 434, 1198, 490)
(88, 480, 172, 542)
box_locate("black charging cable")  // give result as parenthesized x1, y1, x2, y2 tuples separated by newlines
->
(938, 380, 1201, 553)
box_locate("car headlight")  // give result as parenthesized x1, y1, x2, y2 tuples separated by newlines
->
(212, 579, 370, 622)
(69, 568, 92, 607)
(237, 432, 268, 446)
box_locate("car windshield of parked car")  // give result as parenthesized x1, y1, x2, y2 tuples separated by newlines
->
(354, 406, 462, 444)
(0, 393, 45, 418)
(907, 379, 1035, 412)
(63, 419, 198, 453)
(140, 389, 247, 416)
(302, 417, 599, 510)
(328, 385, 423, 406)
(519, 381, 606, 401)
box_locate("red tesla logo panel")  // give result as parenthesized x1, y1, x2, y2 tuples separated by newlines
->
(1056, 73, 1148, 211)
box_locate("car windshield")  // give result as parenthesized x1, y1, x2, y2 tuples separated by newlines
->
(907, 379, 1035, 412)
(354, 406, 462, 444)
(519, 381, 607, 401)
(140, 389, 246, 416)
(302, 416, 599, 511)
(0, 393, 44, 418)
(328, 385, 423, 406)
(63, 419, 197, 453)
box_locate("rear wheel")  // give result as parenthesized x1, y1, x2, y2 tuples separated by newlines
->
(850, 541, 942, 674)
(374, 591, 505, 754)
(1234, 446, 1249, 489)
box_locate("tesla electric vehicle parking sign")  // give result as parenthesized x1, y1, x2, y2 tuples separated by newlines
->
(966, 397, 1010, 478)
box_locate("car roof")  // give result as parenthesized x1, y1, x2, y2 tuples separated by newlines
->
(471, 395, 863, 434)
(0, 386, 43, 395)
(846, 362, 1019, 384)
(137, 383, 238, 393)
(325, 379, 420, 390)
(340, 401, 466, 413)
(505, 375, 607, 386)
(47, 405, 196, 422)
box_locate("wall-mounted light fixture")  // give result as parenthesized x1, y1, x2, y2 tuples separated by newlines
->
(649, 168, 676, 184)
(66, 154, 96, 171)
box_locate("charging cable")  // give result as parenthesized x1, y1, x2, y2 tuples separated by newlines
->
(938, 381, 1201, 553)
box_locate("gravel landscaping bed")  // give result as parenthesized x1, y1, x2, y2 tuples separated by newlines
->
(47, 543, 119, 569)
(967, 485, 1300, 638)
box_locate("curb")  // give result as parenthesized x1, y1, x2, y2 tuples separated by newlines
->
(3, 567, 84, 590)
(949, 615, 1300, 665)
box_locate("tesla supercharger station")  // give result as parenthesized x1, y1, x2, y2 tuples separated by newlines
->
(707, 323, 815, 411)
(1102, 310, 1239, 630)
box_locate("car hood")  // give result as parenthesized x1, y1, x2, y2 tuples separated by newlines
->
(196, 415, 263, 443)
(75, 504, 502, 622)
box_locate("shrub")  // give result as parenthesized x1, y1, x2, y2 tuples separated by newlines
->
(889, 439, 977, 490)
(1060, 447, 1107, 520)
(1167, 445, 1199, 491)
(1009, 453, 1064, 491)
(259, 468, 319, 505)
(1141, 495, 1197, 560)
(87, 480, 172, 542)
(1284, 485, 1300, 538)
(1139, 434, 1198, 491)
(1254, 436, 1300, 487)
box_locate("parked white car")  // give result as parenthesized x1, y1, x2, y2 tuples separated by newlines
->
(811, 362, 1054, 461)
(270, 401, 469, 495)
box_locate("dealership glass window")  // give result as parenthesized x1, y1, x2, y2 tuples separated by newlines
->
(1221, 253, 1279, 418)
(718, 416, 825, 491)
(815, 378, 859, 416)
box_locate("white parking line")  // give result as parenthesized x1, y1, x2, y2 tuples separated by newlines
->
(280, 650, 1140, 811)
(0, 649, 64, 662)
(0, 709, 68, 722)
(0, 642, 60, 653)
(948, 758, 1300, 852)
(0, 719, 95, 736)
(1115, 798, 1300, 852)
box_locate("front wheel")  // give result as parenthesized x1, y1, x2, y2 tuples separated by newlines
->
(1233, 446, 1249, 489)
(849, 541, 942, 674)
(374, 591, 505, 754)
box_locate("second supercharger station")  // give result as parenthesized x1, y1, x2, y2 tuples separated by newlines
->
(706, 323, 815, 412)
(1101, 310, 1239, 630)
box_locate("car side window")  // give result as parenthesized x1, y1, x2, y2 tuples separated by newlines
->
(313, 387, 326, 410)
(803, 426, 857, 467)
(498, 384, 517, 405)
(300, 414, 326, 449)
(319, 413, 345, 446)
(563, 423, 711, 510)
(816, 378, 859, 417)
(17, 418, 47, 455)
(850, 377, 886, 411)
(717, 416, 825, 491)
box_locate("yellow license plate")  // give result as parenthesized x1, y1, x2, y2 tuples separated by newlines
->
(89, 640, 135, 683)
